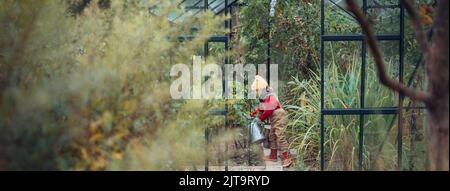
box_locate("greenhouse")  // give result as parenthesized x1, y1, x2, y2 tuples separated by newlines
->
(0, 0, 447, 172)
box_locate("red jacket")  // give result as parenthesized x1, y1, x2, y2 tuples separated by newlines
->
(251, 95, 281, 121)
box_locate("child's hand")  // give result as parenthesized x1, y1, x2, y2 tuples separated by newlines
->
(250, 111, 258, 117)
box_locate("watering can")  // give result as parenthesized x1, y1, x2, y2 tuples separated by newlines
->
(248, 120, 265, 144)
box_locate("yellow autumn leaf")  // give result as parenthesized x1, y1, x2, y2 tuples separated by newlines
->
(112, 151, 123, 160)
(419, 5, 433, 25)
(80, 147, 89, 161)
(89, 132, 104, 143)
(102, 111, 113, 126)
(114, 128, 129, 140)
(89, 117, 104, 133)
(123, 100, 137, 112)
(91, 157, 107, 170)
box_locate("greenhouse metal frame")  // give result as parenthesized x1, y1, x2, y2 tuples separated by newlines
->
(178, 0, 428, 171)
(320, 0, 427, 171)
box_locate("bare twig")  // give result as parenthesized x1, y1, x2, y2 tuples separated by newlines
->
(345, 0, 431, 103)
(400, 0, 430, 53)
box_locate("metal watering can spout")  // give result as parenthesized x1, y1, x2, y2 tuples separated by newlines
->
(249, 121, 265, 144)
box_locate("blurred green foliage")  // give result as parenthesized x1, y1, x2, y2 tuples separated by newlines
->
(0, 0, 226, 170)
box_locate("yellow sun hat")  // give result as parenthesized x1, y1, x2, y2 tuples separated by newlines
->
(251, 75, 268, 91)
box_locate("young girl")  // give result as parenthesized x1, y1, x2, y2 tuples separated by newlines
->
(250, 75, 292, 167)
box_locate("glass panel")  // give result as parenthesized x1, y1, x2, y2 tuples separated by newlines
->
(363, 114, 397, 170)
(183, 0, 205, 8)
(367, 0, 399, 6)
(403, 38, 427, 107)
(403, 108, 428, 170)
(205, 115, 227, 168)
(324, 115, 360, 171)
(367, 6, 401, 34)
(362, 109, 428, 171)
(324, 0, 362, 35)
(365, 41, 399, 107)
(181, 0, 206, 18)
(324, 41, 362, 109)
(207, 41, 227, 66)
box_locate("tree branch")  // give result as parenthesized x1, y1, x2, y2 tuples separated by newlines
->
(400, 0, 430, 54)
(345, 0, 431, 103)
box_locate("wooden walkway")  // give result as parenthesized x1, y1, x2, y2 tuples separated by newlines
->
(190, 148, 293, 171)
